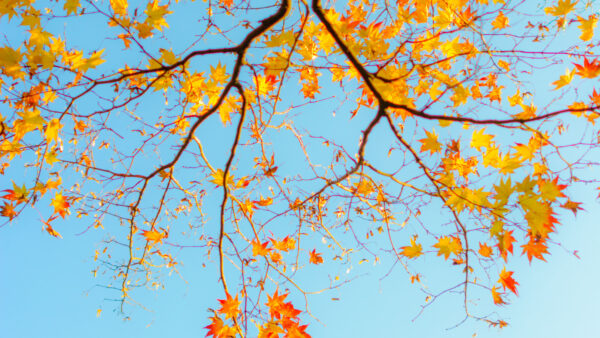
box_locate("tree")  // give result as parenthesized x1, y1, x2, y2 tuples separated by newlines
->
(1, 0, 598, 336)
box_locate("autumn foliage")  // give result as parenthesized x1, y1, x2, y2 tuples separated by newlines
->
(1, 0, 599, 335)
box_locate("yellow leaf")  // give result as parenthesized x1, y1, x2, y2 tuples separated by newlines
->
(63, 0, 80, 15)
(470, 128, 494, 151)
(552, 68, 575, 90)
(45, 151, 59, 165)
(28, 28, 52, 48)
(507, 89, 523, 107)
(45, 118, 63, 143)
(210, 61, 229, 85)
(210, 169, 233, 187)
(499, 153, 522, 175)
(265, 31, 295, 48)
(110, 0, 128, 17)
(135, 22, 154, 39)
(418, 129, 442, 154)
(354, 180, 374, 196)
(159, 48, 179, 65)
(497, 60, 510, 72)
(433, 236, 462, 259)
(51, 192, 70, 218)
(545, 0, 577, 16)
(145, 0, 171, 32)
(578, 15, 597, 41)
(492, 11, 509, 30)
(79, 50, 106, 72)
(0, 46, 25, 79)
(142, 229, 166, 243)
(401, 236, 423, 259)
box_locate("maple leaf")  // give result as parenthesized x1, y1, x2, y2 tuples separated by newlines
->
(574, 58, 600, 79)
(254, 196, 273, 207)
(354, 180, 374, 196)
(0, 202, 17, 220)
(50, 192, 70, 218)
(309, 249, 324, 264)
(470, 128, 494, 151)
(418, 129, 442, 154)
(491, 286, 506, 305)
(0, 46, 25, 79)
(142, 229, 166, 244)
(577, 15, 598, 41)
(552, 68, 575, 90)
(544, 0, 577, 16)
(478, 242, 493, 258)
(258, 322, 285, 338)
(433, 236, 462, 260)
(498, 267, 519, 295)
(507, 89, 523, 106)
(521, 237, 549, 262)
(145, 0, 171, 32)
(493, 177, 513, 206)
(266, 289, 289, 320)
(252, 240, 270, 257)
(270, 251, 283, 265)
(270, 236, 296, 252)
(205, 315, 237, 338)
(63, 0, 80, 15)
(401, 236, 423, 259)
(3, 182, 28, 204)
(492, 11, 509, 30)
(539, 177, 566, 202)
(561, 200, 583, 215)
(496, 230, 515, 262)
(210, 169, 233, 187)
(43, 216, 62, 238)
(110, 0, 128, 17)
(218, 293, 240, 320)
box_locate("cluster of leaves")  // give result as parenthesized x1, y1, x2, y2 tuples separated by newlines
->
(1, 0, 600, 336)
(206, 290, 309, 337)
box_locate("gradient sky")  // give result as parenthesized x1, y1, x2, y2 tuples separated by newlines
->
(1, 1, 600, 337)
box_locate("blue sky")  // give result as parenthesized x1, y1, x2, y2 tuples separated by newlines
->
(2, 0, 600, 337)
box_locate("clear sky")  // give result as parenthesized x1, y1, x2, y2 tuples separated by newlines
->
(1, 0, 600, 337)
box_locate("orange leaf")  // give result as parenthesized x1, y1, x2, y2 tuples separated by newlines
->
(309, 249, 323, 265)
(254, 196, 273, 207)
(50, 192, 70, 218)
(521, 237, 549, 262)
(217, 293, 240, 320)
(204, 315, 237, 338)
(496, 230, 515, 262)
(266, 289, 300, 320)
(491, 286, 506, 305)
(574, 58, 600, 79)
(43, 216, 62, 238)
(561, 200, 583, 215)
(0, 202, 17, 220)
(252, 240, 270, 257)
(498, 267, 519, 295)
(270, 236, 296, 252)
(142, 229, 166, 244)
(478, 243, 493, 258)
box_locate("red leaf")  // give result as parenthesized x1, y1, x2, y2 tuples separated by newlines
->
(498, 267, 519, 295)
